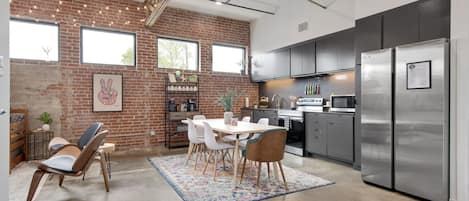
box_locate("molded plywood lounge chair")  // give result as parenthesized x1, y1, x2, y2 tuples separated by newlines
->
(48, 122, 103, 153)
(27, 130, 110, 201)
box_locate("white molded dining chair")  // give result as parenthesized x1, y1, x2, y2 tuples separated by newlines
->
(202, 122, 235, 180)
(185, 118, 206, 169)
(193, 115, 206, 120)
(223, 116, 252, 142)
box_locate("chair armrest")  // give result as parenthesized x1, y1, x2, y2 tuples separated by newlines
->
(53, 144, 81, 158)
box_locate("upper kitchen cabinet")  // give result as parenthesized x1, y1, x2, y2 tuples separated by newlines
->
(355, 15, 382, 65)
(272, 49, 291, 79)
(251, 53, 273, 82)
(317, 28, 355, 73)
(382, 2, 420, 48)
(291, 42, 316, 77)
(419, 0, 450, 41)
(251, 49, 290, 82)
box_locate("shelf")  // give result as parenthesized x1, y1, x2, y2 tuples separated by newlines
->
(167, 91, 199, 94)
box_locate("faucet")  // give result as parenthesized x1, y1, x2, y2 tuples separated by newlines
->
(271, 94, 281, 109)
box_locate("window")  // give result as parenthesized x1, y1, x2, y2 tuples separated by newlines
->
(212, 44, 246, 74)
(10, 19, 59, 61)
(81, 27, 136, 66)
(157, 37, 199, 71)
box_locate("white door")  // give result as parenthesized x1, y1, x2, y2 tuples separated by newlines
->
(0, 0, 10, 200)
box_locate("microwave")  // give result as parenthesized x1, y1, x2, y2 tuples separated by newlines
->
(330, 95, 356, 112)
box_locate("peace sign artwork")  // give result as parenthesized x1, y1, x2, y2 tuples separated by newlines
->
(93, 73, 123, 112)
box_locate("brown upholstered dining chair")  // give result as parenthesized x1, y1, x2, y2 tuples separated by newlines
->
(240, 128, 288, 192)
(27, 130, 110, 201)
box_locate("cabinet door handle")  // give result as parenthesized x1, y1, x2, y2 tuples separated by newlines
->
(329, 122, 334, 125)
(314, 128, 319, 132)
(315, 136, 319, 139)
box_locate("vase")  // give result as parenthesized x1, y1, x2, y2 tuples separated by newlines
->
(42, 124, 50, 131)
(224, 112, 233, 125)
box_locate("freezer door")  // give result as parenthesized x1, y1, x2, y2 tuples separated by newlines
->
(360, 48, 394, 188)
(394, 39, 449, 201)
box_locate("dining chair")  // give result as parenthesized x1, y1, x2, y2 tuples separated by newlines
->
(193, 115, 206, 120)
(202, 122, 235, 180)
(240, 128, 288, 192)
(222, 116, 255, 142)
(185, 118, 206, 169)
(27, 130, 110, 201)
(239, 118, 269, 148)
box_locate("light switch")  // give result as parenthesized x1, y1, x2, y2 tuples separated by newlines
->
(0, 56, 4, 77)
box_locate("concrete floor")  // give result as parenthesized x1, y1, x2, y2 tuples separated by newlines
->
(9, 148, 417, 201)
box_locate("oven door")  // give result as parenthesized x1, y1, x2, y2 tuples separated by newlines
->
(285, 117, 305, 156)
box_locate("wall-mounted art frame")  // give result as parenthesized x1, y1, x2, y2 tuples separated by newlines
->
(93, 73, 123, 112)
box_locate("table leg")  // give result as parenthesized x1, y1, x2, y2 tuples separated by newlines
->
(106, 152, 112, 180)
(232, 139, 240, 187)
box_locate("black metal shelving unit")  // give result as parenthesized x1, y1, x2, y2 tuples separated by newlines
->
(164, 77, 201, 149)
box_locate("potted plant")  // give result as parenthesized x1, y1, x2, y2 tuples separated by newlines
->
(37, 112, 53, 131)
(216, 87, 245, 125)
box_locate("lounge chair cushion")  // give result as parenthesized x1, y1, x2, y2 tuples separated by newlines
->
(41, 155, 77, 172)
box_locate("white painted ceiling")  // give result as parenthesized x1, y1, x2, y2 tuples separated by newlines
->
(136, 0, 280, 21)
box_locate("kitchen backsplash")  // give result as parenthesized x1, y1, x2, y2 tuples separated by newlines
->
(259, 71, 355, 109)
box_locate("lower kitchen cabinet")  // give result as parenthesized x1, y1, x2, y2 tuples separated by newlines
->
(305, 112, 354, 163)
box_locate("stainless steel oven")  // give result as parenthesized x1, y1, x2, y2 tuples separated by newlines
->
(330, 95, 356, 112)
(278, 110, 304, 156)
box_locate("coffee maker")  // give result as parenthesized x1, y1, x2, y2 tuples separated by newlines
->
(187, 98, 197, 112)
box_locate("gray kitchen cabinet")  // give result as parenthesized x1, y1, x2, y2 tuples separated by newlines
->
(382, 2, 420, 48)
(271, 49, 291, 79)
(251, 53, 273, 82)
(250, 49, 290, 82)
(252, 109, 278, 126)
(305, 112, 354, 163)
(305, 112, 327, 155)
(325, 113, 354, 163)
(291, 42, 316, 77)
(316, 28, 355, 73)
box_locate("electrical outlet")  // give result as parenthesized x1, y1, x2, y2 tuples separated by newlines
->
(298, 22, 308, 32)
(148, 130, 156, 136)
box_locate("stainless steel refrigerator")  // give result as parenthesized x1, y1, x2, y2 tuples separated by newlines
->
(360, 39, 449, 201)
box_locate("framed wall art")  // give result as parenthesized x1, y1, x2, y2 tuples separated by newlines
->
(93, 73, 123, 112)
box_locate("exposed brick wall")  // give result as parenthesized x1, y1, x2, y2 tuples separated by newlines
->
(10, 0, 258, 151)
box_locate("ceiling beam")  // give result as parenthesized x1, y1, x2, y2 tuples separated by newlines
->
(144, 0, 169, 27)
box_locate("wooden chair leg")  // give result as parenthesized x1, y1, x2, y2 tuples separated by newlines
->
(185, 143, 195, 166)
(240, 157, 247, 184)
(213, 151, 219, 181)
(194, 144, 200, 170)
(256, 162, 262, 193)
(267, 162, 270, 178)
(27, 169, 46, 201)
(222, 150, 226, 171)
(203, 150, 213, 175)
(99, 152, 110, 192)
(59, 175, 65, 187)
(278, 161, 288, 190)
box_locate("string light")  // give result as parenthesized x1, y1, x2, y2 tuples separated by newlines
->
(28, 9, 32, 13)
(118, 9, 122, 13)
(99, 10, 102, 14)
(105, 6, 109, 10)
(77, 10, 81, 14)
(83, 4, 87, 8)
(137, 7, 140, 11)
(56, 8, 60, 12)
(72, 19, 76, 22)
(125, 7, 129, 10)
(33, 5, 37, 9)
(58, 1, 62, 5)
(51, 14, 55, 18)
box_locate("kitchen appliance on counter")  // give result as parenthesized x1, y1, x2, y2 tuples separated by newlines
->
(330, 95, 355, 112)
(187, 98, 197, 112)
(361, 39, 449, 201)
(259, 96, 269, 108)
(168, 98, 176, 112)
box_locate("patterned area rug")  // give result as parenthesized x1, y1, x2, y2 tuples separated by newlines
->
(148, 154, 334, 201)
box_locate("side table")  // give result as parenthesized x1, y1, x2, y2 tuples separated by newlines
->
(27, 130, 54, 160)
(99, 143, 115, 179)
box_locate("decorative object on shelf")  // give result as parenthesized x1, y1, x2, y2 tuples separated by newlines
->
(37, 112, 52, 131)
(93, 73, 123, 112)
(231, 118, 238, 126)
(253, 101, 259, 109)
(168, 73, 177, 83)
(216, 87, 245, 124)
(188, 74, 198, 83)
(245, 97, 249, 108)
(175, 70, 182, 78)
